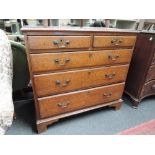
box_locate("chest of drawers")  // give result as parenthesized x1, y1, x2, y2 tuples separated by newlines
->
(22, 27, 137, 133)
(125, 32, 155, 107)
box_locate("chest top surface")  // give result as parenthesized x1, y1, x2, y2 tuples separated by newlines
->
(21, 27, 138, 35)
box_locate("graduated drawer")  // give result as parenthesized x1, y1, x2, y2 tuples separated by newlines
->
(141, 80, 155, 97)
(28, 36, 91, 50)
(38, 83, 124, 118)
(146, 65, 155, 82)
(30, 49, 133, 73)
(33, 65, 128, 97)
(93, 36, 136, 48)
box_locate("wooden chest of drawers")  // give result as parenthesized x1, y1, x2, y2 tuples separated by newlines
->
(125, 32, 155, 107)
(22, 27, 137, 133)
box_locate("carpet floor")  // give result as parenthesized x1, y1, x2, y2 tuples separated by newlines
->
(6, 94, 155, 135)
(118, 119, 155, 135)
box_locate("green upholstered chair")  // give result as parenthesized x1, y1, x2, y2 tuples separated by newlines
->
(10, 40, 30, 92)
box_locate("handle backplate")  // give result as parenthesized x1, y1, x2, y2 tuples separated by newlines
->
(103, 92, 112, 98)
(111, 38, 123, 46)
(53, 39, 70, 48)
(55, 79, 71, 87)
(108, 55, 119, 61)
(105, 73, 116, 79)
(57, 101, 71, 108)
(54, 58, 71, 66)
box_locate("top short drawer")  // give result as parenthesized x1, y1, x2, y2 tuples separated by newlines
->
(93, 36, 136, 48)
(28, 36, 91, 50)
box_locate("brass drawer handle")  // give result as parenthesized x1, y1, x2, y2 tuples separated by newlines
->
(54, 58, 71, 66)
(64, 40, 70, 45)
(55, 80, 61, 85)
(105, 73, 116, 79)
(55, 79, 71, 87)
(152, 84, 155, 90)
(111, 38, 117, 44)
(53, 39, 70, 48)
(65, 58, 71, 63)
(103, 92, 112, 97)
(108, 55, 119, 61)
(118, 39, 123, 43)
(54, 58, 60, 63)
(57, 101, 71, 108)
(53, 40, 61, 45)
(89, 53, 93, 58)
(62, 79, 71, 87)
(59, 40, 70, 48)
(111, 38, 123, 46)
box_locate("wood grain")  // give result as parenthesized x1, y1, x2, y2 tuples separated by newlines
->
(38, 83, 125, 118)
(36, 99, 123, 133)
(28, 36, 91, 50)
(34, 65, 129, 97)
(21, 27, 137, 133)
(93, 36, 136, 48)
(30, 49, 133, 73)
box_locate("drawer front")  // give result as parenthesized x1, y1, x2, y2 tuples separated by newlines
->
(146, 65, 155, 82)
(38, 83, 124, 118)
(141, 80, 155, 97)
(28, 36, 91, 50)
(34, 65, 128, 97)
(93, 36, 136, 48)
(30, 49, 132, 72)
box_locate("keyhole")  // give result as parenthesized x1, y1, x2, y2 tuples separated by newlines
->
(89, 53, 93, 58)
(88, 71, 91, 75)
(87, 91, 90, 94)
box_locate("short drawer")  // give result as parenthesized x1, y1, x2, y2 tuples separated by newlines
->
(30, 49, 133, 72)
(146, 65, 155, 82)
(141, 80, 155, 97)
(28, 36, 91, 50)
(33, 65, 129, 97)
(93, 36, 136, 48)
(38, 83, 124, 118)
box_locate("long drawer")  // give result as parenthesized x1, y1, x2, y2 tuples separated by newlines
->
(93, 36, 136, 48)
(28, 36, 91, 50)
(146, 65, 155, 82)
(30, 49, 132, 73)
(34, 65, 128, 97)
(38, 83, 125, 118)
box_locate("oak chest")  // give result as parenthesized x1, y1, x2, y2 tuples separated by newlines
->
(22, 27, 137, 133)
(125, 32, 155, 107)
